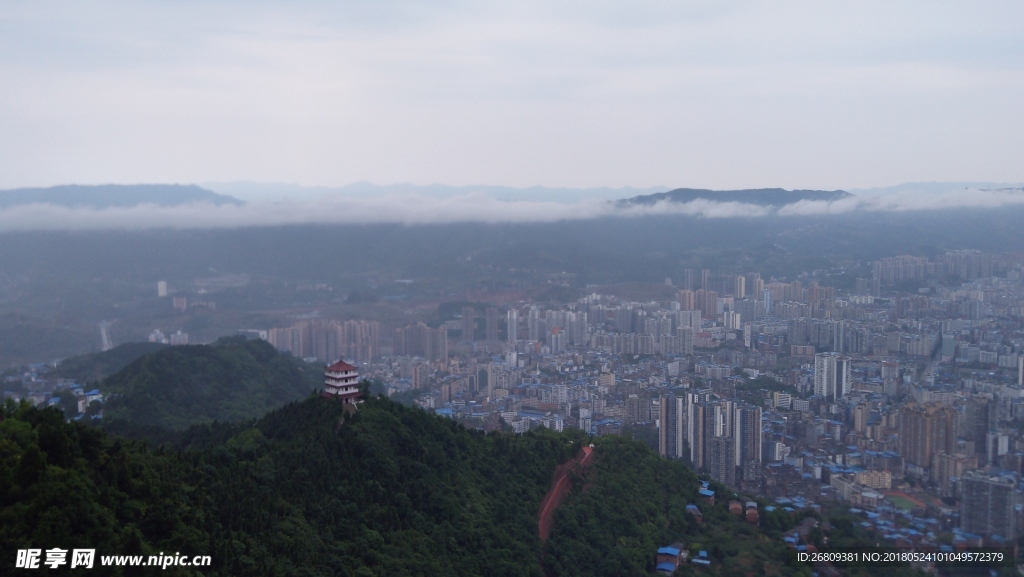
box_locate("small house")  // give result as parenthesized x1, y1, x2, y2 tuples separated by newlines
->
(686, 504, 702, 524)
(691, 550, 711, 567)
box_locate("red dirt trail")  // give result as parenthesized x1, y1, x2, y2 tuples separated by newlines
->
(538, 445, 594, 541)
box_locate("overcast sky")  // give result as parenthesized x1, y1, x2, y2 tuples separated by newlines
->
(2, 1, 1023, 192)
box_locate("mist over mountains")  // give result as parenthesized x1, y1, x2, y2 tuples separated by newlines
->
(617, 188, 853, 207)
(0, 182, 1023, 231)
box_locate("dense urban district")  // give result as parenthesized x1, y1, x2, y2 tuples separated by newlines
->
(8, 248, 1024, 567)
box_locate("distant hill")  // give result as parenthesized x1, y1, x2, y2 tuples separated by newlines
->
(100, 336, 320, 430)
(0, 184, 243, 209)
(53, 342, 169, 383)
(618, 187, 852, 207)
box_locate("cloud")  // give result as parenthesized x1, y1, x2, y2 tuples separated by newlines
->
(0, 192, 768, 231)
(1, 186, 1022, 230)
(776, 187, 1024, 216)
(0, 194, 579, 231)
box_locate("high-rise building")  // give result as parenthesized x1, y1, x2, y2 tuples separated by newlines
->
(733, 404, 762, 477)
(853, 403, 870, 434)
(410, 363, 429, 389)
(659, 394, 686, 459)
(723, 311, 742, 330)
(695, 289, 718, 319)
(1019, 355, 1023, 387)
(461, 307, 476, 343)
(676, 327, 694, 355)
(733, 276, 746, 299)
(830, 320, 844, 353)
(568, 311, 588, 345)
(813, 353, 851, 399)
(815, 354, 831, 399)
(900, 403, 954, 476)
(761, 289, 772, 315)
(685, 395, 734, 472)
(483, 363, 494, 399)
(688, 401, 708, 468)
(485, 307, 499, 342)
(836, 356, 852, 397)
(745, 273, 763, 299)
(701, 269, 711, 290)
(674, 310, 701, 332)
(707, 437, 736, 487)
(157, 280, 167, 297)
(632, 308, 648, 336)
(932, 451, 977, 497)
(267, 319, 381, 363)
(528, 308, 541, 341)
(549, 328, 566, 354)
(681, 269, 694, 291)
(390, 322, 447, 362)
(684, 387, 716, 461)
(872, 255, 933, 286)
(432, 327, 448, 362)
(626, 394, 639, 424)
(964, 397, 997, 466)
(677, 290, 695, 311)
(960, 471, 1017, 539)
(507, 309, 518, 343)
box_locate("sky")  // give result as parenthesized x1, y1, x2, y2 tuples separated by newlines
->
(2, 1, 1024, 193)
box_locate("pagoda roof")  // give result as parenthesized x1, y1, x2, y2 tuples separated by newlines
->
(327, 360, 357, 372)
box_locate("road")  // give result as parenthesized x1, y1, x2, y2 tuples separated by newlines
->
(99, 321, 113, 351)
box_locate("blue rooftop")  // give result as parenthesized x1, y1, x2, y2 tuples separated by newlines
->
(657, 547, 680, 556)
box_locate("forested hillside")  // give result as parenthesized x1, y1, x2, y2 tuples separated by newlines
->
(2, 390, 910, 576)
(53, 342, 169, 383)
(544, 436, 799, 576)
(543, 434, 926, 577)
(100, 337, 320, 431)
(0, 395, 578, 576)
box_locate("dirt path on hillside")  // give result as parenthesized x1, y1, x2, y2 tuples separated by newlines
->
(538, 445, 594, 541)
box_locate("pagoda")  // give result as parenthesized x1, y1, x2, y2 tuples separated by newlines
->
(323, 359, 361, 404)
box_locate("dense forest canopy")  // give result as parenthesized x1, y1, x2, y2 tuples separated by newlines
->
(100, 337, 320, 431)
(1, 395, 576, 576)
(0, 388, 918, 576)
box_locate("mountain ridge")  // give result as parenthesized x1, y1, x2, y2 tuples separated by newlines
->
(617, 187, 853, 207)
(0, 184, 243, 209)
